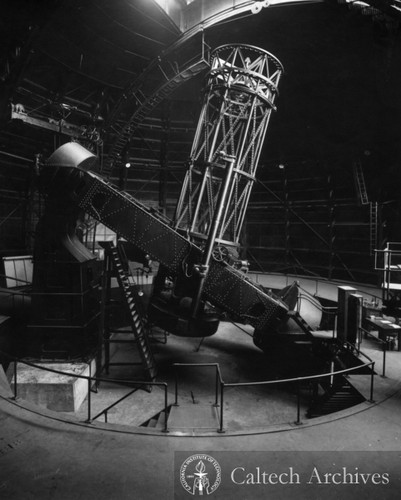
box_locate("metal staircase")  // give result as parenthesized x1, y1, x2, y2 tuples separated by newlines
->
(287, 310, 315, 341)
(140, 405, 172, 430)
(99, 241, 157, 381)
(307, 375, 365, 417)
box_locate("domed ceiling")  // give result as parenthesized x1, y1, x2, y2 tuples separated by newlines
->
(1, 0, 400, 281)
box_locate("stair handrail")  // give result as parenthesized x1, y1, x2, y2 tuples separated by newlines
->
(222, 359, 375, 427)
(173, 354, 375, 432)
(297, 292, 338, 315)
(173, 362, 223, 407)
(359, 326, 388, 377)
(4, 351, 169, 432)
(342, 340, 373, 363)
(3, 350, 376, 434)
(101, 240, 157, 379)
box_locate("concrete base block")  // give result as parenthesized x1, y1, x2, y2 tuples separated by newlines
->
(7, 359, 96, 412)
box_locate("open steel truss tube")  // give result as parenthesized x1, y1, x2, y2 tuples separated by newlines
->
(174, 44, 283, 253)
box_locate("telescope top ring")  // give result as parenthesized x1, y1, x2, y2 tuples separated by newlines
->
(211, 43, 284, 74)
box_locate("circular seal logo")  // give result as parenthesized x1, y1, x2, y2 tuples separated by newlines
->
(180, 454, 221, 496)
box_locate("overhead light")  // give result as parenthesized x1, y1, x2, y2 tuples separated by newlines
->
(278, 163, 285, 169)
(125, 162, 131, 168)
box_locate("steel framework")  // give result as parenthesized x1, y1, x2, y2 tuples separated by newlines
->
(173, 44, 283, 261)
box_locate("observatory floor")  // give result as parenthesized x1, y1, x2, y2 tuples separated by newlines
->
(71, 320, 399, 434)
(74, 321, 323, 431)
(0, 330, 401, 499)
(1, 312, 401, 499)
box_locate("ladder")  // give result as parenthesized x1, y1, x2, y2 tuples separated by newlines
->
(353, 161, 369, 205)
(99, 241, 157, 381)
(369, 202, 378, 256)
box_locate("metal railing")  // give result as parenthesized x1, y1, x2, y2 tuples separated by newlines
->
(173, 363, 225, 432)
(173, 348, 375, 433)
(250, 271, 383, 305)
(360, 326, 389, 377)
(3, 347, 376, 434)
(173, 363, 222, 408)
(7, 354, 169, 432)
(297, 292, 338, 336)
(297, 292, 338, 315)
